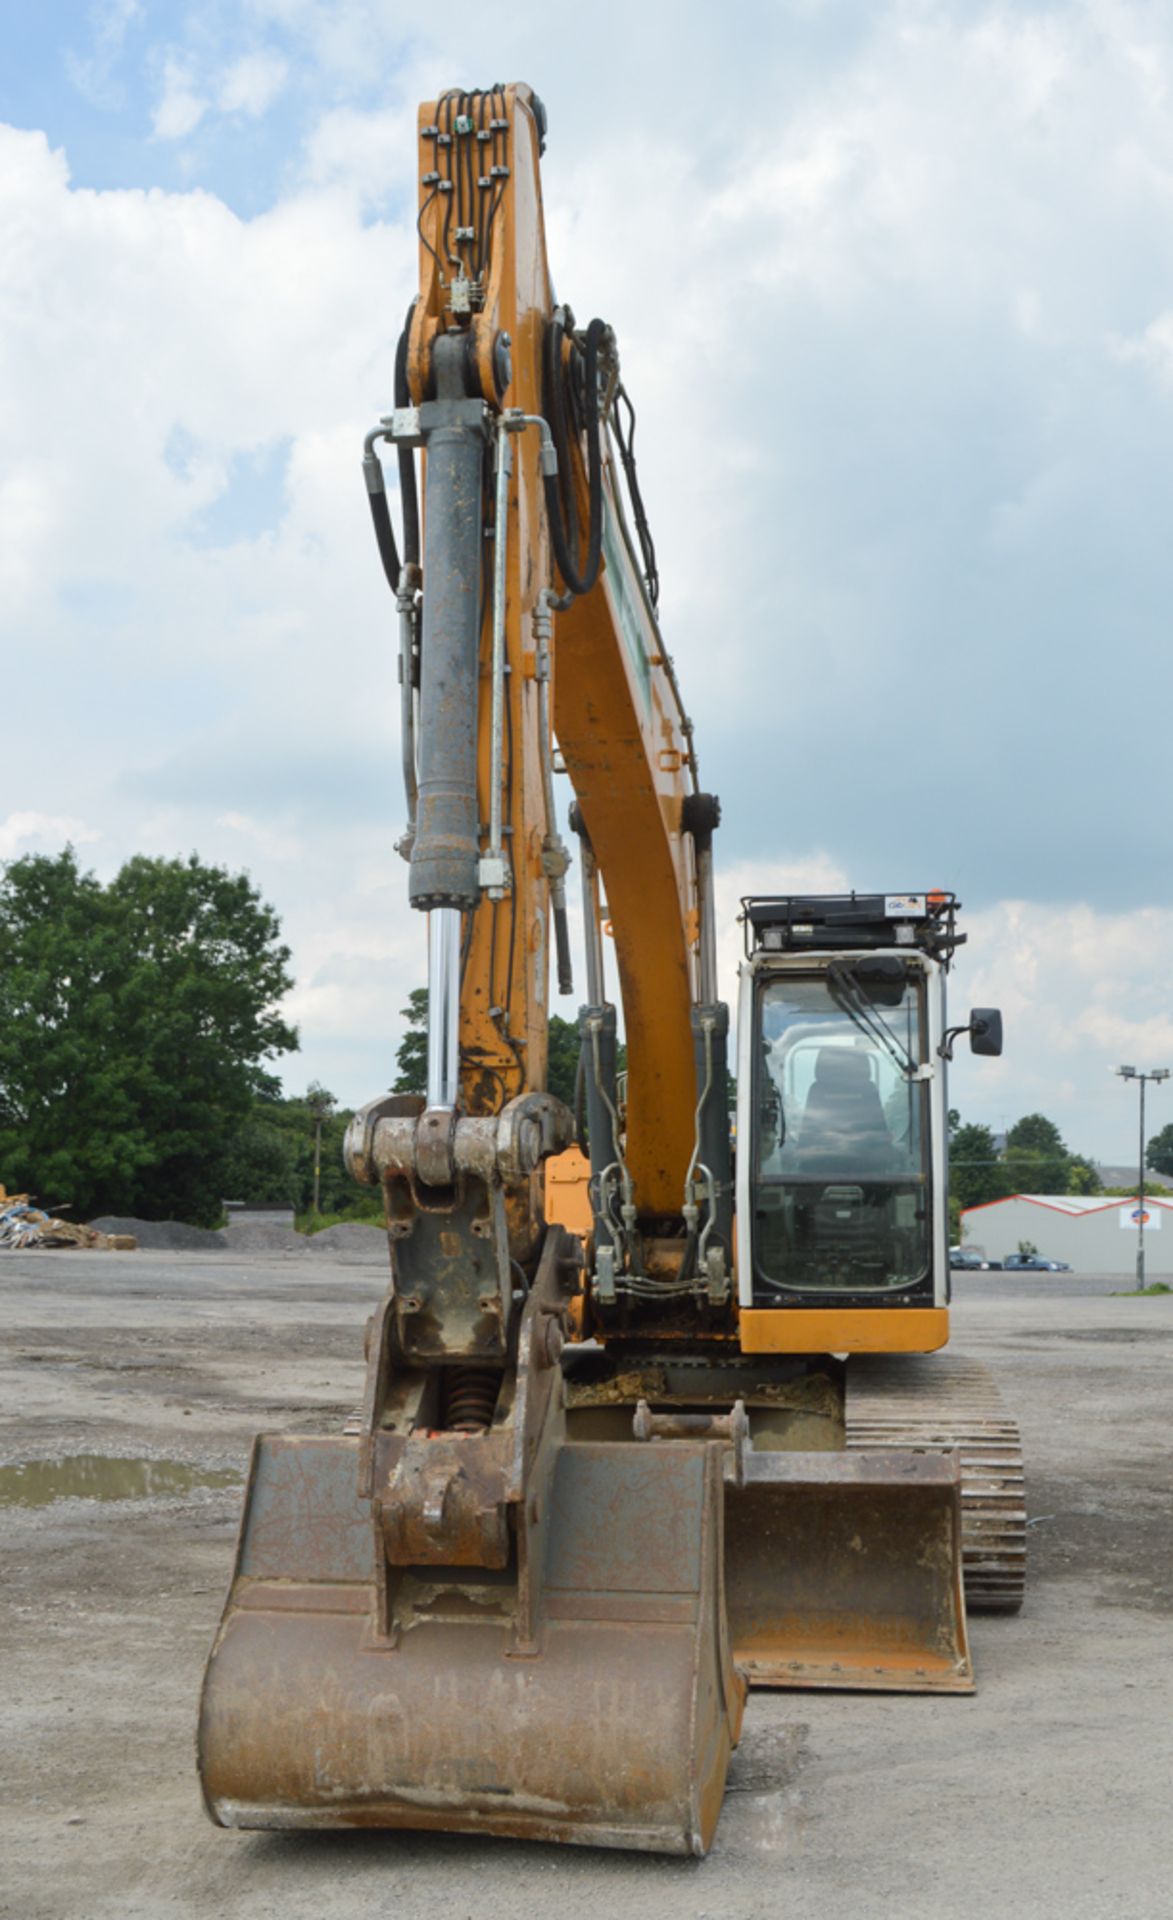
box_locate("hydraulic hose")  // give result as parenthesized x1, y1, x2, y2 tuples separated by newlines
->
(542, 314, 606, 598)
(364, 459, 402, 593)
(553, 897, 573, 995)
(573, 1041, 587, 1153)
(394, 309, 421, 569)
(362, 306, 422, 596)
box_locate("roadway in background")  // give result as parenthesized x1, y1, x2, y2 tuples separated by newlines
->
(951, 1271, 1141, 1299)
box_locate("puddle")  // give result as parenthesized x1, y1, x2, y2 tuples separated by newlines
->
(0, 1455, 243, 1508)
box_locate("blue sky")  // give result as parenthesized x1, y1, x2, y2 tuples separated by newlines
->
(3, 0, 1173, 1161)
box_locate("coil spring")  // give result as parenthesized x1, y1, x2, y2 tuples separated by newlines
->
(442, 1366, 500, 1433)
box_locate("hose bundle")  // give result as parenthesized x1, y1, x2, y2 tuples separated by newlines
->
(541, 312, 607, 598)
(364, 305, 422, 594)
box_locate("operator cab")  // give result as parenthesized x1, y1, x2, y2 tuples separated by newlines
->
(735, 893, 999, 1330)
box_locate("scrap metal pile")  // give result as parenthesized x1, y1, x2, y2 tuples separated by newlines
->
(0, 1193, 136, 1251)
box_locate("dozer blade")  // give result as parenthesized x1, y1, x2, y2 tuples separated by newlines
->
(198, 1431, 745, 1855)
(725, 1448, 973, 1693)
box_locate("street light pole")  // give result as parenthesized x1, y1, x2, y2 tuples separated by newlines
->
(1115, 1066, 1170, 1289)
(1137, 1072, 1146, 1288)
(305, 1082, 336, 1222)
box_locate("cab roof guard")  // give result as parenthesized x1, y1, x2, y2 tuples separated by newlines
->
(740, 892, 963, 966)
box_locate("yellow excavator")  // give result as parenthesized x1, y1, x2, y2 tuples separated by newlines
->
(198, 82, 1024, 1855)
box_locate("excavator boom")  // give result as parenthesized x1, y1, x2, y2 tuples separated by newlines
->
(199, 82, 744, 1853)
(198, 81, 1021, 1856)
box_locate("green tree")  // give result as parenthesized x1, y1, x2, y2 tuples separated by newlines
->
(949, 1121, 1008, 1210)
(1002, 1113, 1073, 1195)
(393, 988, 429, 1095)
(390, 991, 627, 1116)
(1065, 1156, 1102, 1195)
(548, 1016, 628, 1127)
(305, 1080, 336, 1214)
(0, 848, 297, 1225)
(996, 1113, 1100, 1197)
(220, 1114, 301, 1206)
(1147, 1123, 1173, 1179)
(1006, 1113, 1066, 1155)
(547, 1014, 580, 1107)
(243, 1088, 374, 1217)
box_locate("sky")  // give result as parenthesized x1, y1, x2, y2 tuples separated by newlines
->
(3, 0, 1173, 1163)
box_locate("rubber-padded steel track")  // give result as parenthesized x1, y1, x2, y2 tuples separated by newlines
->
(846, 1355, 1026, 1613)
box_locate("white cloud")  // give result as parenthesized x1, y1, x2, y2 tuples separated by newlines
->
(66, 0, 142, 109)
(0, 812, 102, 860)
(0, 470, 55, 608)
(303, 104, 419, 202)
(1116, 308, 1173, 384)
(0, 117, 421, 1100)
(714, 852, 852, 1008)
(8, 2, 1173, 1147)
(950, 899, 1173, 1158)
(217, 51, 289, 119)
(217, 812, 299, 862)
(152, 59, 209, 140)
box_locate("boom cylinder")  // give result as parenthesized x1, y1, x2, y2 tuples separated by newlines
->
(690, 1002, 734, 1266)
(580, 1003, 620, 1254)
(409, 338, 488, 913)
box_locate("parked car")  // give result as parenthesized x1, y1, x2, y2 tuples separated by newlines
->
(1003, 1254, 1070, 1272)
(949, 1248, 1002, 1271)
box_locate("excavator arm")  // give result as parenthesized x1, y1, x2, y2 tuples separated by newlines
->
(198, 81, 1012, 1859)
(198, 83, 746, 1856)
(373, 80, 733, 1314)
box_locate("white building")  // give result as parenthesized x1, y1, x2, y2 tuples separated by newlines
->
(960, 1193, 1173, 1276)
(223, 1199, 295, 1231)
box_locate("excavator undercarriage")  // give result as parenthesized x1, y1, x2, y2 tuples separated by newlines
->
(198, 80, 1023, 1857)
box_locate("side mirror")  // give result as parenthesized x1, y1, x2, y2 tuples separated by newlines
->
(969, 1008, 1003, 1058)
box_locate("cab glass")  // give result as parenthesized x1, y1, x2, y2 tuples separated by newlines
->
(752, 968, 931, 1294)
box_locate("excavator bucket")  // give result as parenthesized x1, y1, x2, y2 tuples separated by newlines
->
(198, 1428, 746, 1854)
(725, 1449, 973, 1693)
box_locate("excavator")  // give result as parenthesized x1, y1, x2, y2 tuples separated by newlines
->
(198, 82, 1024, 1856)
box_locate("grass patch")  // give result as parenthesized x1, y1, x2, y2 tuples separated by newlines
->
(1111, 1282, 1172, 1296)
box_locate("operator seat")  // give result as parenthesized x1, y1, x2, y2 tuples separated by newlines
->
(796, 1047, 893, 1173)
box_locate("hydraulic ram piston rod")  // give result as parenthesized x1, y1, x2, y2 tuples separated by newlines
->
(483, 411, 561, 898)
(426, 908, 461, 1109)
(482, 422, 513, 898)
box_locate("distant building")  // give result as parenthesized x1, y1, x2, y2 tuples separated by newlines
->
(223, 1199, 295, 1231)
(961, 1193, 1173, 1275)
(1096, 1165, 1173, 1192)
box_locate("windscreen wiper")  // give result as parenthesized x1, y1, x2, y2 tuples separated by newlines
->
(826, 960, 919, 1078)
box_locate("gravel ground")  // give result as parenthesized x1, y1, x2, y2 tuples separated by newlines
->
(1, 1251, 1170, 1920)
(303, 1222, 387, 1257)
(88, 1216, 230, 1251)
(85, 1217, 387, 1258)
